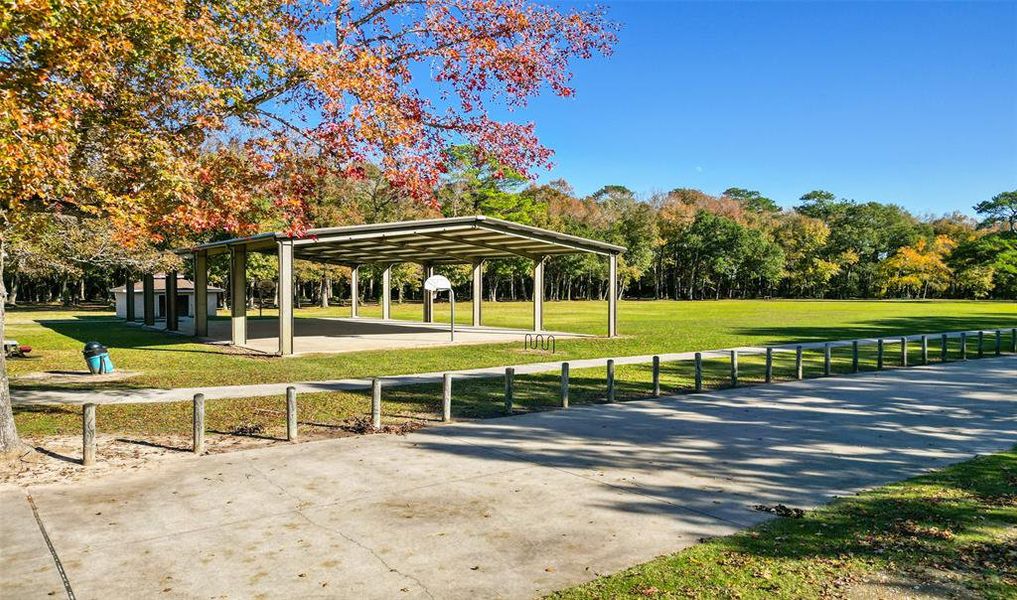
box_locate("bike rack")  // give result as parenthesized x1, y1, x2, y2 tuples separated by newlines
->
(523, 333, 556, 353)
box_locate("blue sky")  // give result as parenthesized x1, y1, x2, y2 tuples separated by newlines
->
(498, 1, 1017, 215)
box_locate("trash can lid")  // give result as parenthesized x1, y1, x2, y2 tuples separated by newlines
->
(83, 341, 105, 352)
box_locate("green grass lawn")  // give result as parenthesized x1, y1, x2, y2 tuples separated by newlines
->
(549, 446, 1017, 599)
(8, 299, 1017, 439)
(8, 299, 1017, 391)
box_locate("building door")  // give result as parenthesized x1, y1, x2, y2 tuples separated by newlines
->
(177, 294, 190, 317)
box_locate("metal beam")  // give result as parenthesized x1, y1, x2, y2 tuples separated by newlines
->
(533, 257, 545, 332)
(291, 225, 477, 247)
(476, 224, 612, 257)
(165, 271, 178, 330)
(472, 260, 483, 327)
(314, 243, 422, 264)
(423, 232, 536, 260)
(381, 264, 392, 320)
(278, 240, 294, 355)
(608, 253, 618, 337)
(350, 265, 360, 318)
(124, 274, 136, 322)
(230, 247, 247, 346)
(194, 252, 208, 337)
(371, 237, 484, 264)
(422, 263, 434, 323)
(142, 274, 155, 326)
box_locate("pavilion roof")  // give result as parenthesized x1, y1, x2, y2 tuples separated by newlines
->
(178, 216, 625, 266)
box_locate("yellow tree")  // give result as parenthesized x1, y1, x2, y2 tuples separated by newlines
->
(877, 236, 956, 298)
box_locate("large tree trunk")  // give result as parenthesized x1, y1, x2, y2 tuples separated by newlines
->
(0, 235, 26, 457)
(320, 275, 330, 308)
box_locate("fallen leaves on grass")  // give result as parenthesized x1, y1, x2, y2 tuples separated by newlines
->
(752, 504, 806, 519)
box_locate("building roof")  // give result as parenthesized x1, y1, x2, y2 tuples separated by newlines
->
(175, 216, 625, 266)
(111, 274, 224, 293)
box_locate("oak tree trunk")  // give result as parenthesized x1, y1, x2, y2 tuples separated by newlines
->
(0, 234, 26, 456)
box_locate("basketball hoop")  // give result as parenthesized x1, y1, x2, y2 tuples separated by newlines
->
(424, 274, 455, 341)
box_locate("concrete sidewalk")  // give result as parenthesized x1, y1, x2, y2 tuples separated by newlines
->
(12, 329, 1002, 406)
(3, 357, 1014, 599)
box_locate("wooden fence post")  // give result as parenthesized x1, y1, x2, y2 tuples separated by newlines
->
(977, 331, 984, 358)
(504, 368, 514, 414)
(82, 403, 96, 467)
(995, 330, 1001, 356)
(941, 333, 949, 362)
(286, 386, 297, 442)
(730, 350, 739, 387)
(852, 340, 859, 373)
(921, 335, 928, 366)
(765, 348, 773, 383)
(694, 353, 703, 392)
(371, 378, 382, 429)
(823, 343, 831, 376)
(877, 339, 884, 370)
(652, 356, 661, 397)
(1011, 328, 1017, 353)
(442, 373, 452, 422)
(960, 332, 967, 361)
(606, 359, 615, 402)
(900, 337, 908, 367)
(795, 346, 803, 380)
(193, 393, 205, 454)
(560, 363, 569, 408)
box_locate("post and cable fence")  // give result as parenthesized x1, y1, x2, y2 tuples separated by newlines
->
(77, 327, 1016, 466)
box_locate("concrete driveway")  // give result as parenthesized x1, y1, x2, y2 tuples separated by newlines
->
(3, 357, 1015, 599)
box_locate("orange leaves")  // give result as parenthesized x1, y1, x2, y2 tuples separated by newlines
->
(4, 0, 615, 244)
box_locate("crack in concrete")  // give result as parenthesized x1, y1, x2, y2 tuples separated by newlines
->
(242, 455, 436, 600)
(25, 491, 76, 600)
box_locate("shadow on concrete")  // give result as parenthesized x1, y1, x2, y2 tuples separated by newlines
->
(407, 358, 1017, 524)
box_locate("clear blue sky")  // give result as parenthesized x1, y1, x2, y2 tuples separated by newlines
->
(501, 1, 1017, 215)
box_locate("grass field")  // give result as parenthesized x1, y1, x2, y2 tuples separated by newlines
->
(7, 299, 1017, 439)
(549, 446, 1017, 599)
(8, 299, 1017, 390)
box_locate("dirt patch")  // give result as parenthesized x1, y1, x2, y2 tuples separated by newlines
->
(0, 419, 429, 486)
(846, 570, 980, 600)
(13, 370, 142, 385)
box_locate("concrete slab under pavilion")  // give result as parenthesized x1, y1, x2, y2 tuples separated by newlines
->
(143, 216, 624, 356)
(198, 316, 588, 355)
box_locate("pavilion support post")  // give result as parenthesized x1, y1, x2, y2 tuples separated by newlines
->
(142, 273, 155, 326)
(532, 256, 545, 332)
(194, 251, 208, 337)
(278, 240, 295, 356)
(350, 265, 360, 318)
(422, 263, 434, 323)
(124, 274, 136, 322)
(608, 253, 618, 337)
(471, 260, 483, 327)
(165, 271, 179, 331)
(381, 264, 392, 320)
(230, 246, 247, 346)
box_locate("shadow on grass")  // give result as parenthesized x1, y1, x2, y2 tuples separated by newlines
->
(552, 448, 1017, 598)
(735, 314, 1017, 345)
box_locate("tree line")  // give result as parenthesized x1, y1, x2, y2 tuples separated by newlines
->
(6, 150, 1016, 305)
